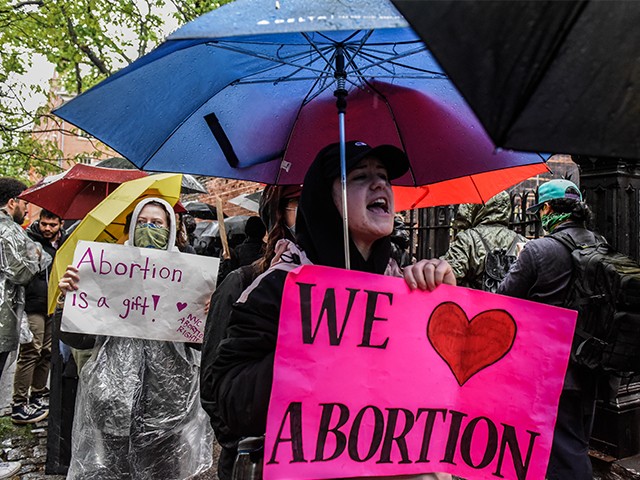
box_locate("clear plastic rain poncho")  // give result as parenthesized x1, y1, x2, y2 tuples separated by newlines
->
(66, 198, 213, 480)
(0, 209, 51, 353)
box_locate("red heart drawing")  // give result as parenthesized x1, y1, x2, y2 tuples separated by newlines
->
(176, 302, 188, 312)
(427, 302, 516, 386)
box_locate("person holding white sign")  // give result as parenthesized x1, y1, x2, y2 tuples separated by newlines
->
(58, 197, 213, 480)
(206, 141, 455, 480)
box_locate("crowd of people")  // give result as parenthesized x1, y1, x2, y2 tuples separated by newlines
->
(0, 140, 601, 480)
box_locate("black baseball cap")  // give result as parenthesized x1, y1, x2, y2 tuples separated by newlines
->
(317, 141, 409, 181)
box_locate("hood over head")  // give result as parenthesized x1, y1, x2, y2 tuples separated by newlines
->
(126, 197, 177, 251)
(453, 191, 512, 229)
(295, 141, 408, 274)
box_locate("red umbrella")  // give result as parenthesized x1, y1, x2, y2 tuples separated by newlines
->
(19, 164, 148, 220)
(279, 80, 546, 187)
(393, 162, 548, 211)
(283, 80, 548, 211)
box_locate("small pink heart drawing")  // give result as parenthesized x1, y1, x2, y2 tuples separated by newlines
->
(176, 302, 188, 312)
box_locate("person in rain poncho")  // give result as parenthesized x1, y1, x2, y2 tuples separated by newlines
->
(441, 191, 526, 291)
(206, 141, 455, 480)
(0, 177, 51, 479)
(58, 197, 213, 480)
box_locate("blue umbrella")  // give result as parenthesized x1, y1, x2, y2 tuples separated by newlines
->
(53, 0, 545, 267)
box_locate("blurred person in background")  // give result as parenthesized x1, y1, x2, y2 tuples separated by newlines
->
(201, 184, 301, 477)
(216, 216, 267, 284)
(12, 209, 66, 425)
(0, 177, 51, 479)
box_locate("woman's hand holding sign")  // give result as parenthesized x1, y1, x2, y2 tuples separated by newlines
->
(59, 265, 80, 293)
(404, 259, 456, 291)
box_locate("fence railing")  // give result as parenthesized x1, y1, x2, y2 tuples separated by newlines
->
(405, 190, 542, 260)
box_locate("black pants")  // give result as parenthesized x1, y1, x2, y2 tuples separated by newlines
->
(0, 350, 10, 382)
(546, 386, 597, 480)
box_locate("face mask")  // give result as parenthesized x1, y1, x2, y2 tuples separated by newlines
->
(134, 223, 170, 249)
(541, 212, 572, 233)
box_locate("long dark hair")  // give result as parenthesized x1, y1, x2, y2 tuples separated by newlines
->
(256, 186, 299, 274)
(547, 198, 592, 226)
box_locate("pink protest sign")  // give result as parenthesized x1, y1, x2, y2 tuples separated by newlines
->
(264, 265, 577, 480)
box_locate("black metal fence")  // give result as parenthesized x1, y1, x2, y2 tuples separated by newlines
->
(405, 189, 542, 260)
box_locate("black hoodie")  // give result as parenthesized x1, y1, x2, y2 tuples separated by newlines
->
(295, 146, 393, 275)
(203, 141, 408, 479)
(24, 221, 66, 314)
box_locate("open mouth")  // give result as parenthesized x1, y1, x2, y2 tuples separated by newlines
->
(367, 197, 390, 214)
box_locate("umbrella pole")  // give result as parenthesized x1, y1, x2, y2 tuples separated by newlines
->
(339, 113, 350, 270)
(335, 48, 350, 270)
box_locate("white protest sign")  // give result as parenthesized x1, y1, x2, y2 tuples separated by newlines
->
(61, 240, 219, 343)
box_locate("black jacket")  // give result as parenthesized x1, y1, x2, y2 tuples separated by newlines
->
(217, 239, 265, 284)
(203, 266, 288, 479)
(204, 150, 398, 479)
(498, 221, 601, 391)
(24, 222, 66, 315)
(498, 222, 599, 307)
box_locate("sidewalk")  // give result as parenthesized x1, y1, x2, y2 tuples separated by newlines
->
(1, 409, 218, 479)
(1, 354, 218, 479)
(0, 416, 65, 479)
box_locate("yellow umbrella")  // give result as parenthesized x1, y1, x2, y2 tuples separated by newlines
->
(48, 173, 183, 314)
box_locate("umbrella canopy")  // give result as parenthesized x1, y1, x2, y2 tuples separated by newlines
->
(20, 164, 147, 220)
(53, 0, 544, 186)
(47, 173, 183, 314)
(391, 0, 640, 159)
(230, 161, 549, 214)
(96, 157, 208, 194)
(180, 174, 208, 194)
(201, 215, 252, 238)
(393, 163, 548, 210)
(228, 190, 263, 213)
(183, 201, 225, 220)
(52, 0, 547, 268)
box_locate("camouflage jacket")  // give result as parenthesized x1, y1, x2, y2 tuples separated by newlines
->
(441, 192, 526, 290)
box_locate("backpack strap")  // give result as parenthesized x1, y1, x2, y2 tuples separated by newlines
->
(549, 229, 606, 252)
(469, 228, 491, 254)
(469, 228, 520, 254)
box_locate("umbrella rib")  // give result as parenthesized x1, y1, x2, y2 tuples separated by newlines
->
(301, 31, 339, 73)
(207, 41, 335, 77)
(347, 46, 443, 77)
(358, 79, 418, 186)
(208, 39, 442, 81)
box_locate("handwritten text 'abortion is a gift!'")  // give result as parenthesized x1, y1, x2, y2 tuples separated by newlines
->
(264, 265, 577, 480)
(61, 240, 218, 343)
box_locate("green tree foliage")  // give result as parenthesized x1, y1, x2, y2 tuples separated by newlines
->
(0, 0, 230, 179)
